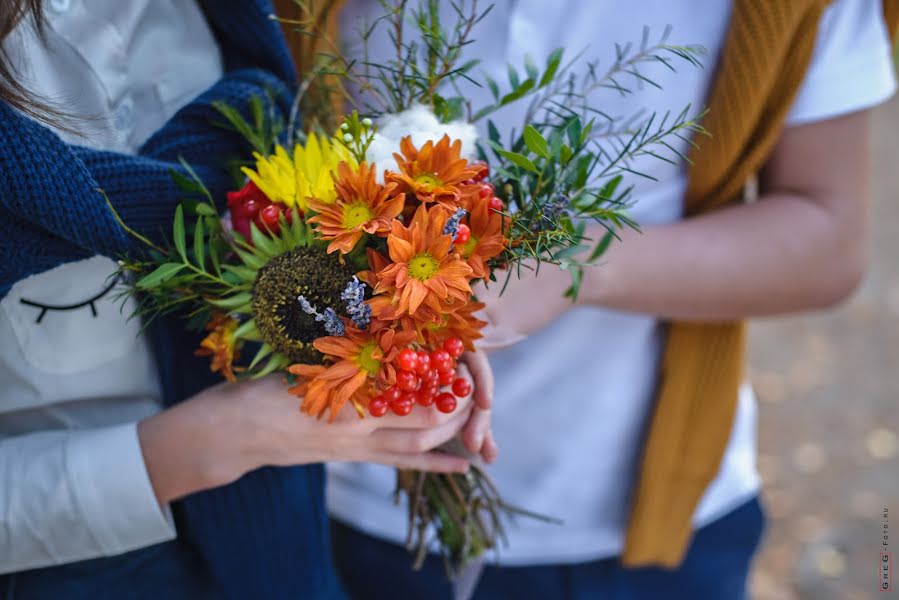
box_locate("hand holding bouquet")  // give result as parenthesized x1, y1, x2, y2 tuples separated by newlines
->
(114, 0, 703, 575)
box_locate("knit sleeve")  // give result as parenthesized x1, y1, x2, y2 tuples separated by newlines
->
(0, 69, 291, 298)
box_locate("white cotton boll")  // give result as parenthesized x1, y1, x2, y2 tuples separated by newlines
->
(365, 104, 479, 181)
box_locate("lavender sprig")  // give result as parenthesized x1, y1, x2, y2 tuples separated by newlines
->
(341, 276, 371, 330)
(297, 295, 345, 336)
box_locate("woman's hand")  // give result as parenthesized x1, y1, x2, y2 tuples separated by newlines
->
(138, 375, 474, 505)
(458, 350, 499, 464)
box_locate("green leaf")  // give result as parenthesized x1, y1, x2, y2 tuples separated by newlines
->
(193, 218, 205, 268)
(507, 64, 520, 89)
(523, 125, 549, 159)
(234, 246, 267, 270)
(233, 318, 261, 341)
(499, 78, 535, 106)
(194, 202, 217, 217)
(560, 145, 573, 164)
(539, 48, 564, 88)
(173, 205, 187, 260)
(177, 158, 213, 203)
(524, 54, 538, 81)
(599, 174, 623, 200)
(587, 230, 616, 263)
(250, 222, 279, 258)
(494, 147, 538, 173)
(208, 292, 253, 310)
(484, 74, 500, 100)
(249, 343, 274, 370)
(222, 264, 258, 283)
(136, 263, 185, 289)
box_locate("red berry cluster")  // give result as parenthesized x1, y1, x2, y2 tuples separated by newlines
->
(368, 337, 471, 418)
(226, 181, 293, 241)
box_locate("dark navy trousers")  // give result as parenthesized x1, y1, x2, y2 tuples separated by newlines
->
(332, 496, 766, 600)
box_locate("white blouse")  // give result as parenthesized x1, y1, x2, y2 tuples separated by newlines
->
(0, 0, 222, 573)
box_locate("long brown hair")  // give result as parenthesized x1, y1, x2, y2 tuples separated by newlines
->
(0, 0, 68, 128)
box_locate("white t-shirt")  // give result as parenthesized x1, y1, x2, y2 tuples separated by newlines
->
(0, 0, 222, 573)
(328, 0, 897, 565)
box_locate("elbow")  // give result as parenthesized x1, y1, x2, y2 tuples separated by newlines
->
(813, 235, 869, 309)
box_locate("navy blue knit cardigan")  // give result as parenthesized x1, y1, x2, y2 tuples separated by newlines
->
(0, 2, 341, 598)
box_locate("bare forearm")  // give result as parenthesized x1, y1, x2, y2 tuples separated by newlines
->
(585, 189, 867, 320)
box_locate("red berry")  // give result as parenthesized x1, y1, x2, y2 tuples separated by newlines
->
(396, 370, 420, 392)
(470, 161, 490, 182)
(488, 197, 504, 212)
(443, 337, 465, 359)
(383, 386, 402, 403)
(430, 349, 453, 373)
(414, 350, 431, 375)
(397, 348, 418, 373)
(422, 368, 440, 386)
(452, 377, 472, 398)
(454, 224, 471, 244)
(390, 397, 414, 416)
(368, 396, 388, 417)
(478, 183, 494, 198)
(417, 386, 438, 407)
(438, 369, 455, 386)
(257, 204, 281, 235)
(435, 393, 457, 414)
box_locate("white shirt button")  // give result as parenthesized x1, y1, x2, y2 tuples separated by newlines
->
(48, 0, 71, 14)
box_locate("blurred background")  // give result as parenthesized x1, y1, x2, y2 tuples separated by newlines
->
(748, 96, 899, 599)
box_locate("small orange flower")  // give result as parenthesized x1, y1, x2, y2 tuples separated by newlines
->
(288, 320, 416, 421)
(372, 204, 473, 321)
(421, 300, 487, 352)
(195, 313, 240, 382)
(307, 162, 406, 254)
(459, 195, 508, 279)
(386, 135, 479, 208)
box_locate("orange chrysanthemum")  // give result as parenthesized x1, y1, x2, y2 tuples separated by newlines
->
(459, 195, 508, 279)
(307, 161, 405, 254)
(195, 313, 240, 382)
(386, 135, 479, 208)
(288, 320, 416, 421)
(371, 204, 473, 321)
(421, 300, 487, 352)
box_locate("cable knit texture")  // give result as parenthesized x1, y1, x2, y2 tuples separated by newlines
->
(1, 1, 343, 598)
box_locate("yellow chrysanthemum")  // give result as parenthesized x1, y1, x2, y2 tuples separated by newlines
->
(241, 133, 355, 211)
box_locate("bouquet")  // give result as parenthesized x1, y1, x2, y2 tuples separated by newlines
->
(114, 0, 702, 575)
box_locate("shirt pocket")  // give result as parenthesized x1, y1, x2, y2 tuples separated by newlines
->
(1, 256, 144, 376)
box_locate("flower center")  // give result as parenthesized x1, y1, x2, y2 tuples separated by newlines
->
(408, 253, 440, 281)
(357, 341, 381, 375)
(461, 236, 479, 258)
(414, 173, 444, 190)
(342, 201, 374, 230)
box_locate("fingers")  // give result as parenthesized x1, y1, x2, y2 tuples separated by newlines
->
(460, 350, 494, 410)
(460, 406, 497, 463)
(369, 409, 470, 454)
(481, 429, 499, 464)
(367, 451, 469, 473)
